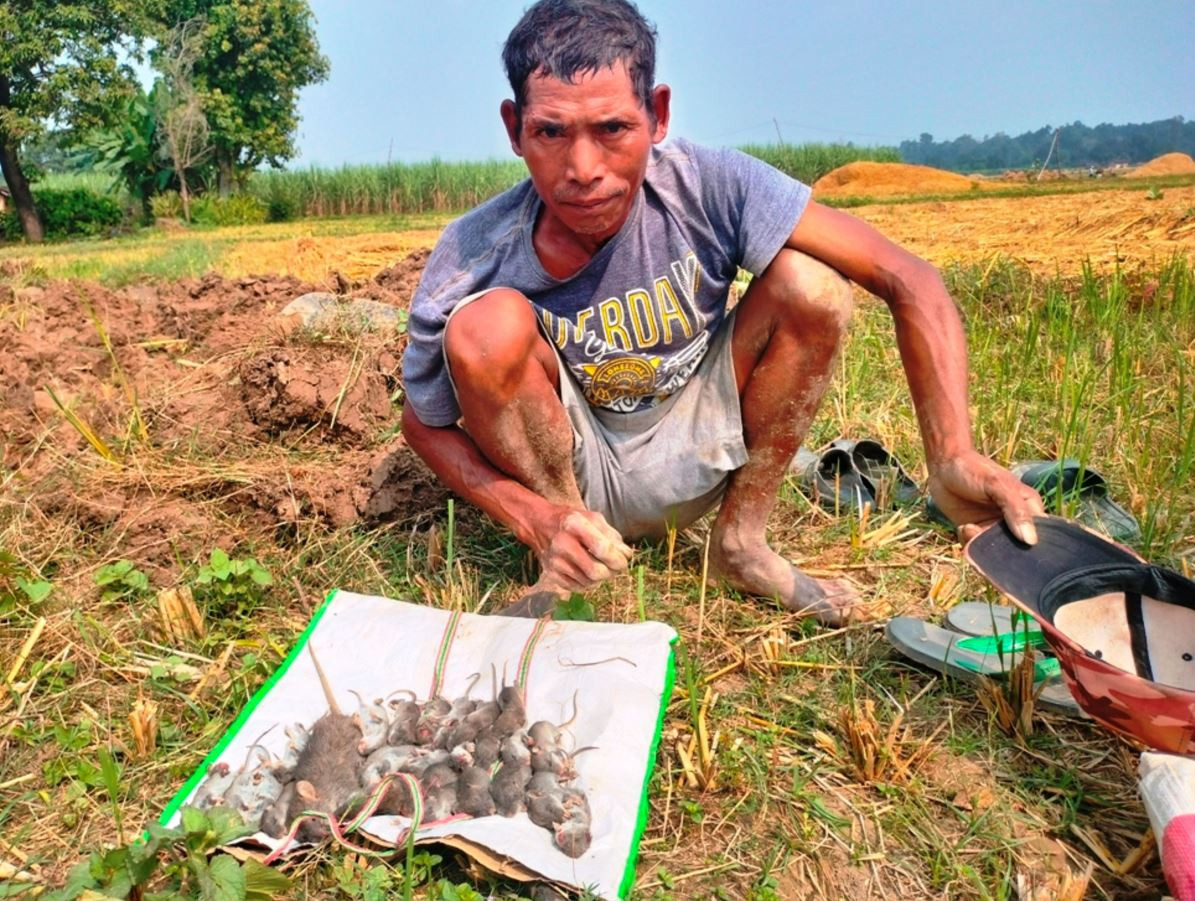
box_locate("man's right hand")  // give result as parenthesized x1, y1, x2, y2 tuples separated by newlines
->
(531, 507, 634, 593)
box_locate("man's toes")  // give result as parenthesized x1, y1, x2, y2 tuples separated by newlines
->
(496, 590, 562, 618)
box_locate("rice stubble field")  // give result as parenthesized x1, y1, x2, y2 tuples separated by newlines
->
(1, 178, 1193, 899)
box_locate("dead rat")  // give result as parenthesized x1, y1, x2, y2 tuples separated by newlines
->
(279, 722, 310, 771)
(424, 782, 458, 822)
(471, 730, 502, 769)
(280, 643, 367, 843)
(350, 690, 390, 755)
(399, 748, 449, 779)
(489, 760, 531, 817)
(222, 729, 288, 827)
(260, 781, 297, 838)
(414, 697, 452, 745)
(500, 730, 532, 769)
(492, 681, 527, 736)
(191, 761, 235, 809)
(526, 691, 579, 753)
(553, 818, 592, 858)
(386, 692, 422, 746)
(361, 744, 423, 791)
(455, 765, 496, 817)
(525, 771, 567, 830)
(531, 744, 597, 781)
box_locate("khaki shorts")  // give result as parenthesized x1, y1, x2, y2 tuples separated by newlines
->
(446, 292, 747, 539)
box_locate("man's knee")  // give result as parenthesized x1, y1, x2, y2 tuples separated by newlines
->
(444, 288, 546, 384)
(756, 248, 853, 336)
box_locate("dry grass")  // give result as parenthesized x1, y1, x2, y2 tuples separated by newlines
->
(2, 195, 1191, 898)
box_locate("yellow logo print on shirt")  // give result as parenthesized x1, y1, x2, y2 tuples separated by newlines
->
(581, 356, 662, 406)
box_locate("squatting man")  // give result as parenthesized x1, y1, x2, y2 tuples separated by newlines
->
(400, 0, 1045, 624)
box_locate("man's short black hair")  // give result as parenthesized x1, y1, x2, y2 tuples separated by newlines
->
(502, 0, 658, 126)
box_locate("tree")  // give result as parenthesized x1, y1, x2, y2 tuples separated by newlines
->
(162, 0, 329, 195)
(0, 1, 155, 241)
(155, 18, 211, 221)
(90, 85, 173, 223)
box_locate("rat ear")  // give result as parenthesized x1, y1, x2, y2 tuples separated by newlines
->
(296, 780, 319, 802)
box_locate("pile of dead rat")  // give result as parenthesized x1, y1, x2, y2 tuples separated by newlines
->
(188, 647, 593, 858)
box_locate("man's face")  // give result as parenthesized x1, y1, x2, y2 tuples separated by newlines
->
(502, 62, 670, 246)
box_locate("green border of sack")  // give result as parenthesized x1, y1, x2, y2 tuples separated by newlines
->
(159, 588, 676, 900)
(619, 636, 676, 898)
(159, 587, 342, 827)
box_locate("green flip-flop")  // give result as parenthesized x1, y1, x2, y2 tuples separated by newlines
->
(886, 615, 1082, 715)
(942, 601, 1084, 715)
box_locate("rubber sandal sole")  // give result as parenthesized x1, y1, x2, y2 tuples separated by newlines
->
(1013, 459, 1141, 542)
(886, 616, 1082, 715)
(942, 601, 1085, 715)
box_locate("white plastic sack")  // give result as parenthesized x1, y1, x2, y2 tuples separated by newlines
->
(162, 590, 678, 899)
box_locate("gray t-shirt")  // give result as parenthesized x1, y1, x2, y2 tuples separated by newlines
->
(402, 137, 811, 427)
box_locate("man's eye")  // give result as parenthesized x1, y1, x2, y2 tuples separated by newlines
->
(601, 122, 627, 135)
(538, 125, 564, 138)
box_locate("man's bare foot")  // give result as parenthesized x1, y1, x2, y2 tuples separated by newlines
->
(495, 577, 570, 618)
(709, 540, 860, 627)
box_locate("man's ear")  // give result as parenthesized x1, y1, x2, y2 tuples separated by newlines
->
(649, 84, 671, 144)
(500, 100, 523, 157)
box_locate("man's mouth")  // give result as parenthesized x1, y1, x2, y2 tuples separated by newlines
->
(560, 194, 622, 210)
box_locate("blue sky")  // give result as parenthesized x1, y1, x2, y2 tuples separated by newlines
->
(291, 0, 1194, 167)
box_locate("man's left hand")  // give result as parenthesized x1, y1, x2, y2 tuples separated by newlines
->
(927, 450, 1046, 546)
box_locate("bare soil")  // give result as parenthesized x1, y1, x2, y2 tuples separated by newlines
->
(2, 251, 444, 584)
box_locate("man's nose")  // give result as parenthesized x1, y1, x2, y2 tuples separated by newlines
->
(566, 134, 604, 185)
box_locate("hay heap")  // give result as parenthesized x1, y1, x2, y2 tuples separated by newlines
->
(1130, 152, 1195, 177)
(812, 161, 976, 198)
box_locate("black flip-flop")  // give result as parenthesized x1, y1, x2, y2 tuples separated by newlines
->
(1013, 460, 1140, 542)
(791, 443, 873, 513)
(834, 438, 921, 509)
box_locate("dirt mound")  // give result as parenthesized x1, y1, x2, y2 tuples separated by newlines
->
(373, 246, 432, 298)
(1, 264, 445, 579)
(813, 161, 976, 198)
(239, 347, 396, 443)
(1131, 152, 1195, 177)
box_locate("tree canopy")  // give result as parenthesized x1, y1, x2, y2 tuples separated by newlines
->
(0, 0, 158, 240)
(161, 0, 329, 193)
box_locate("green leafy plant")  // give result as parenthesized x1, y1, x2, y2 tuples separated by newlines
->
(190, 194, 268, 226)
(553, 592, 596, 621)
(1146, 186, 1164, 200)
(194, 547, 274, 618)
(0, 187, 123, 240)
(0, 549, 51, 617)
(430, 881, 484, 901)
(94, 559, 150, 603)
(44, 804, 289, 900)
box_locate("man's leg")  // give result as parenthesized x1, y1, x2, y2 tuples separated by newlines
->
(709, 249, 858, 625)
(443, 289, 630, 610)
(444, 289, 580, 508)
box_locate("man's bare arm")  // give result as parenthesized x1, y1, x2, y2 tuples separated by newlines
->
(787, 202, 1044, 541)
(401, 401, 631, 589)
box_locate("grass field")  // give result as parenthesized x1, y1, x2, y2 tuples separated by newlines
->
(1, 179, 1193, 899)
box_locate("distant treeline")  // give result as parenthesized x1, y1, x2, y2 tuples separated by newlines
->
(900, 117, 1195, 173)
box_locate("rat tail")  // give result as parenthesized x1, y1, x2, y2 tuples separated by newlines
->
(308, 643, 343, 716)
(560, 689, 580, 731)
